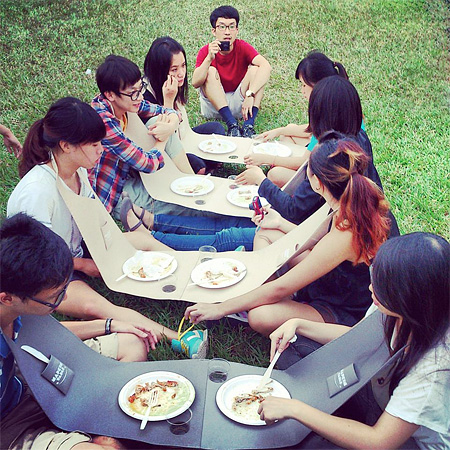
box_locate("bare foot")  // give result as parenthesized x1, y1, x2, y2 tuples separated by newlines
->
(126, 204, 154, 230)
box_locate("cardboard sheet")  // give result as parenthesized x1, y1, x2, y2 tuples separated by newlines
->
(56, 172, 329, 303)
(125, 113, 253, 218)
(178, 108, 309, 164)
(9, 309, 394, 449)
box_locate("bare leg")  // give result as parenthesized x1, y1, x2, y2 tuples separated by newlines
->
(202, 66, 228, 110)
(240, 65, 266, 108)
(116, 333, 148, 362)
(248, 298, 324, 336)
(267, 167, 297, 188)
(253, 227, 286, 251)
(59, 280, 178, 341)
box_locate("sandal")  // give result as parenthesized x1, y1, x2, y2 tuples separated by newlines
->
(120, 197, 145, 232)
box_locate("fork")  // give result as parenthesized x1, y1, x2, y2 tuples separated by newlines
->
(140, 390, 159, 430)
(256, 335, 297, 390)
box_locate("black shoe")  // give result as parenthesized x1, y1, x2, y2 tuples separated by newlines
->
(227, 124, 242, 137)
(242, 123, 256, 138)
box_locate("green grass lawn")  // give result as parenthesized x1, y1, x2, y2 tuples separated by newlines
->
(1, 0, 449, 365)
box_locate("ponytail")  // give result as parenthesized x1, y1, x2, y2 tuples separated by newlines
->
(19, 119, 51, 178)
(337, 172, 390, 264)
(296, 50, 349, 86)
(309, 136, 390, 264)
(18, 97, 106, 178)
(333, 61, 349, 80)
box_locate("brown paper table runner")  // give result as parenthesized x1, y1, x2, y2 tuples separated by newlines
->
(125, 113, 253, 218)
(178, 109, 309, 164)
(57, 172, 329, 303)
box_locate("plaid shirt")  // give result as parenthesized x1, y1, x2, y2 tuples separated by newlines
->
(89, 95, 178, 212)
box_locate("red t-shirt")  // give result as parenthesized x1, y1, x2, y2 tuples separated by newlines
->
(195, 39, 259, 93)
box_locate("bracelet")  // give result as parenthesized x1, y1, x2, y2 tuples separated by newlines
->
(105, 318, 113, 335)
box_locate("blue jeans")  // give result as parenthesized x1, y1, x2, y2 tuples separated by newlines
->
(152, 214, 256, 251)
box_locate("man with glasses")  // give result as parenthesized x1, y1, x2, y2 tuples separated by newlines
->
(0, 213, 134, 449)
(193, 5, 271, 138)
(90, 54, 192, 219)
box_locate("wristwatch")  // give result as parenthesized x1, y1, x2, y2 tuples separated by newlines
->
(245, 89, 255, 98)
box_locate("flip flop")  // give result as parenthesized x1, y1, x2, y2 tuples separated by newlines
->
(120, 197, 145, 232)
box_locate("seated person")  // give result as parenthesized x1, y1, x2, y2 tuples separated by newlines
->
(238, 76, 399, 236)
(122, 75, 399, 251)
(7, 97, 207, 360)
(89, 54, 193, 218)
(185, 136, 392, 335)
(245, 51, 350, 188)
(143, 36, 226, 175)
(260, 232, 449, 450)
(192, 5, 271, 137)
(0, 213, 129, 450)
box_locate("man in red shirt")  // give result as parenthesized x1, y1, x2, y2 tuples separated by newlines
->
(192, 6, 271, 138)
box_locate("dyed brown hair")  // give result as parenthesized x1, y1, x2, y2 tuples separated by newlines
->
(309, 134, 390, 264)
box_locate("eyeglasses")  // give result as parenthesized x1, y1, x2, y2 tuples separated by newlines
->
(119, 81, 147, 101)
(216, 24, 237, 31)
(27, 280, 70, 310)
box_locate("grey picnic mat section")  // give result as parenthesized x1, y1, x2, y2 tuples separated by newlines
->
(8, 310, 394, 449)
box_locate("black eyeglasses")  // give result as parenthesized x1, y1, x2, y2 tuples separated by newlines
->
(119, 81, 147, 101)
(27, 280, 70, 309)
(216, 24, 237, 31)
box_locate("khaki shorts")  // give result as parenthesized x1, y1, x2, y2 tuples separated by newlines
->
(83, 332, 119, 359)
(11, 428, 91, 450)
(199, 82, 244, 119)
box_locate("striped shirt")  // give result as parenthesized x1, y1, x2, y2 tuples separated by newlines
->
(89, 95, 179, 212)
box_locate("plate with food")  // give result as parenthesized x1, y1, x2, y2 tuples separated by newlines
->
(122, 251, 177, 281)
(118, 371, 195, 421)
(216, 375, 290, 426)
(226, 186, 269, 209)
(170, 176, 214, 196)
(191, 258, 246, 289)
(199, 138, 237, 154)
(253, 142, 292, 157)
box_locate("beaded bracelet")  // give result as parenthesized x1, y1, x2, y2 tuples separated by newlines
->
(105, 318, 113, 335)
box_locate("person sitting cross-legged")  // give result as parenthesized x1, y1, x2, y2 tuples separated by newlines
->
(192, 5, 271, 138)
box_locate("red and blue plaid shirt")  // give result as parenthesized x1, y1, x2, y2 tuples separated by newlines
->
(89, 95, 178, 212)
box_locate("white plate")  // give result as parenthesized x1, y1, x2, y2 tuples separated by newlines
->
(191, 258, 246, 288)
(170, 176, 214, 196)
(226, 186, 269, 209)
(216, 375, 291, 426)
(199, 138, 237, 154)
(253, 142, 292, 157)
(118, 371, 195, 421)
(122, 251, 177, 281)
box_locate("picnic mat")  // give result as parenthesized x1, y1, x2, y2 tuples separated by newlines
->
(9, 309, 393, 450)
(56, 167, 329, 302)
(177, 108, 309, 165)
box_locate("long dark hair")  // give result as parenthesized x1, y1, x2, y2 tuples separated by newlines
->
(144, 36, 188, 106)
(309, 134, 390, 264)
(308, 77, 362, 138)
(371, 232, 449, 394)
(19, 97, 106, 178)
(295, 51, 348, 87)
